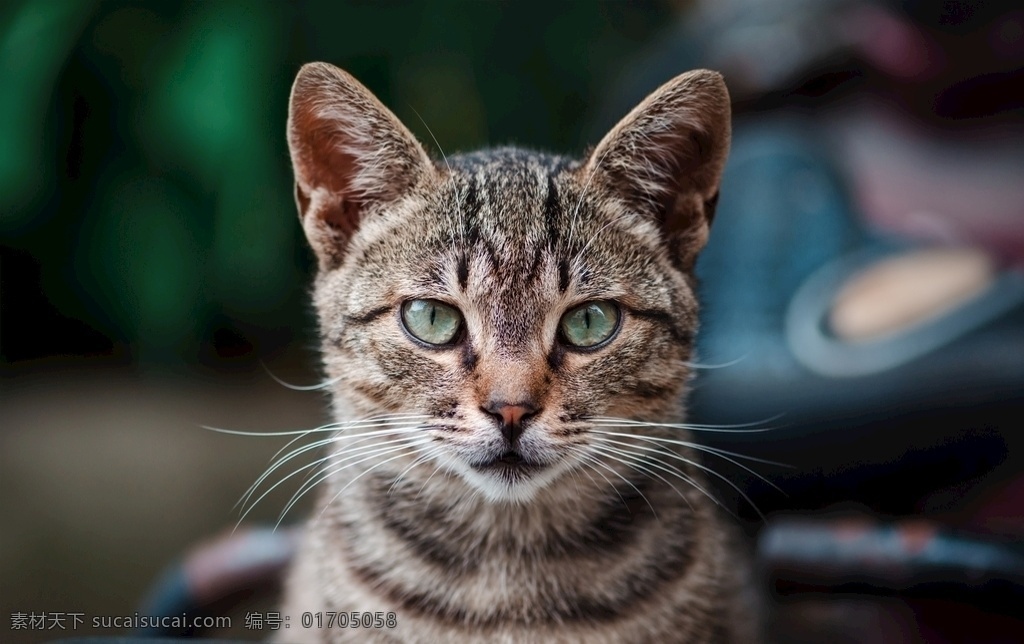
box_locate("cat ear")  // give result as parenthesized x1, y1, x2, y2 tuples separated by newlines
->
(287, 62, 436, 269)
(583, 70, 731, 270)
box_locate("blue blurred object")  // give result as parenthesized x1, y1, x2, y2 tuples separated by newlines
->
(136, 527, 296, 638)
(762, 517, 1024, 604)
(688, 120, 1024, 518)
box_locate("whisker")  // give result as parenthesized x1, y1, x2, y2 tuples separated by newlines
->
(315, 443, 431, 525)
(573, 449, 658, 520)
(205, 414, 429, 437)
(239, 437, 425, 528)
(589, 428, 790, 468)
(568, 448, 630, 511)
(587, 443, 694, 512)
(415, 460, 449, 500)
(281, 437, 426, 509)
(568, 144, 612, 252)
(591, 430, 787, 495)
(683, 355, 748, 370)
(387, 445, 444, 496)
(279, 428, 427, 490)
(573, 457, 602, 489)
(409, 106, 463, 247)
(280, 440, 430, 529)
(266, 420, 426, 469)
(589, 416, 781, 431)
(591, 439, 737, 519)
(565, 460, 586, 499)
(260, 360, 342, 391)
(587, 415, 784, 433)
(237, 423, 426, 507)
(592, 435, 766, 521)
(685, 443, 791, 469)
(572, 216, 629, 266)
(261, 424, 428, 497)
(593, 440, 720, 509)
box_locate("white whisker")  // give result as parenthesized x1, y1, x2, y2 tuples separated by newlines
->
(416, 460, 449, 500)
(587, 415, 783, 433)
(591, 434, 766, 520)
(235, 422, 427, 508)
(573, 457, 602, 489)
(260, 360, 342, 391)
(568, 144, 612, 252)
(315, 442, 432, 525)
(590, 430, 788, 496)
(686, 443, 791, 469)
(239, 431, 426, 519)
(587, 443, 694, 512)
(283, 438, 425, 508)
(590, 428, 790, 469)
(573, 449, 658, 520)
(266, 420, 426, 466)
(572, 216, 628, 266)
(280, 440, 430, 529)
(204, 414, 429, 437)
(565, 460, 585, 499)
(683, 355, 748, 370)
(409, 106, 463, 248)
(592, 440, 732, 518)
(387, 445, 444, 496)
(568, 448, 629, 510)
(589, 439, 728, 515)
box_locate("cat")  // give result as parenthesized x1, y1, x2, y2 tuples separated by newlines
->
(278, 61, 756, 643)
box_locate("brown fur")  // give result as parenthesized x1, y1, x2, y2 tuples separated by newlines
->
(279, 62, 756, 643)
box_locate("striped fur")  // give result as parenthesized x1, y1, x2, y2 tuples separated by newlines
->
(280, 63, 756, 643)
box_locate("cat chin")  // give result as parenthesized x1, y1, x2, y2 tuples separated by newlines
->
(446, 458, 571, 505)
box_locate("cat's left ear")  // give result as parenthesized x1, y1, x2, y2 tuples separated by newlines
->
(583, 70, 731, 270)
(287, 62, 437, 270)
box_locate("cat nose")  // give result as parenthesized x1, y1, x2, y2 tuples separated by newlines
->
(481, 400, 539, 447)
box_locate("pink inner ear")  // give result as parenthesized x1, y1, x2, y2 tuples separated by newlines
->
(291, 101, 349, 195)
(289, 97, 367, 240)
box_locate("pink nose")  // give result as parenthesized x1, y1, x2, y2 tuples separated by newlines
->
(497, 405, 531, 427)
(481, 401, 539, 446)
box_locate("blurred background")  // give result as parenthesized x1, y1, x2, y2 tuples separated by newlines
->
(1, 0, 1022, 642)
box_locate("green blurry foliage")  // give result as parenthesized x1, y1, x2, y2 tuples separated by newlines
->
(0, 0, 94, 219)
(0, 0, 675, 368)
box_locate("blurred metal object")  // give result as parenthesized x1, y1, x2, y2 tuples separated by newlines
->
(137, 527, 298, 638)
(786, 248, 1024, 377)
(690, 0, 863, 100)
(761, 517, 1024, 615)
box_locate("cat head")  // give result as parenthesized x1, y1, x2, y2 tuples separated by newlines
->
(287, 62, 730, 503)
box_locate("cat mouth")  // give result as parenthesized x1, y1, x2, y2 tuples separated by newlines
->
(471, 450, 542, 476)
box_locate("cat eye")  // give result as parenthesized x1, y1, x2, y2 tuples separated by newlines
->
(401, 299, 463, 346)
(559, 301, 620, 348)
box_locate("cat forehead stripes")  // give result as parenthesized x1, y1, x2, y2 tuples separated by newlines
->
(339, 147, 682, 359)
(447, 147, 575, 254)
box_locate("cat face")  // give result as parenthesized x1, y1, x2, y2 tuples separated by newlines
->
(288, 63, 730, 502)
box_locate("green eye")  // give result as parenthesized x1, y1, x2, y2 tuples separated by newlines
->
(560, 301, 620, 348)
(401, 299, 463, 345)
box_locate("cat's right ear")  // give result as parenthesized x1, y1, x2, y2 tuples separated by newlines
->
(582, 70, 730, 272)
(287, 62, 436, 270)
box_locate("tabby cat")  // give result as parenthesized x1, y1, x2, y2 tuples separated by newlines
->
(278, 61, 756, 643)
